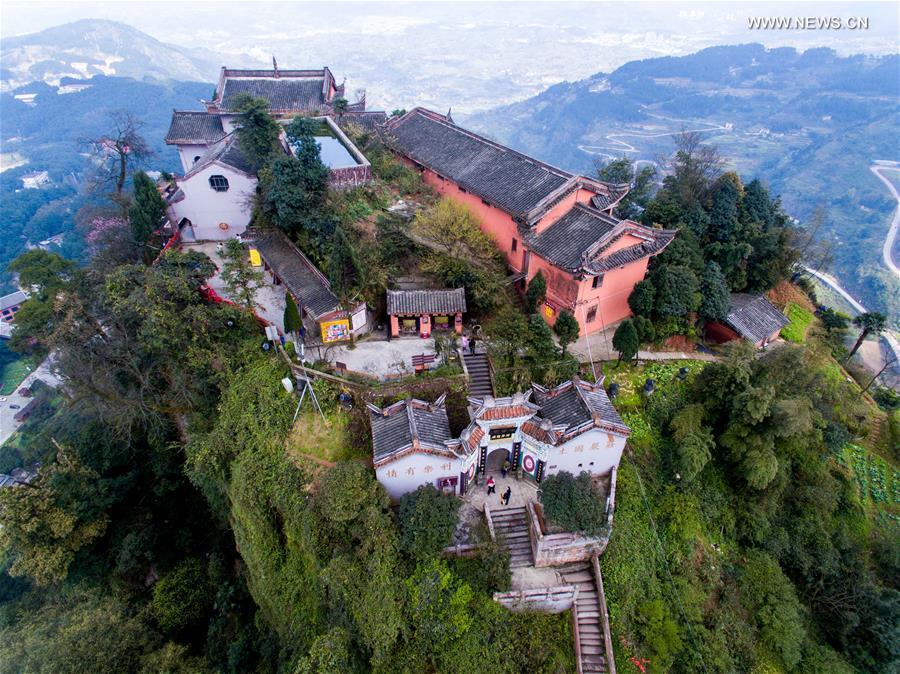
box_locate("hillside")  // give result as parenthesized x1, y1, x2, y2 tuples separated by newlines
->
(0, 76, 211, 292)
(464, 44, 900, 321)
(0, 19, 222, 92)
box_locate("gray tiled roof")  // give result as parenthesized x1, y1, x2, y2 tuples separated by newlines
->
(527, 203, 619, 271)
(368, 397, 453, 464)
(532, 379, 627, 434)
(340, 111, 388, 132)
(247, 231, 341, 320)
(165, 111, 225, 145)
(585, 228, 677, 274)
(385, 108, 573, 219)
(386, 288, 466, 315)
(0, 290, 28, 312)
(220, 77, 327, 113)
(725, 294, 790, 343)
(187, 133, 255, 176)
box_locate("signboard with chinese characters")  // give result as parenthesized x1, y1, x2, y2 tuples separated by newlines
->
(320, 318, 351, 343)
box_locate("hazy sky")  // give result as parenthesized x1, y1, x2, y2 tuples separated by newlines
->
(2, 1, 897, 111)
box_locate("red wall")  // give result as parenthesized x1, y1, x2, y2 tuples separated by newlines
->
(405, 159, 653, 336)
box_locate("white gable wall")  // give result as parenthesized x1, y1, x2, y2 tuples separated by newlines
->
(176, 144, 213, 173)
(171, 163, 257, 241)
(375, 452, 462, 500)
(544, 428, 627, 478)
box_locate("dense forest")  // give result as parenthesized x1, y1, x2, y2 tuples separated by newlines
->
(0, 99, 896, 673)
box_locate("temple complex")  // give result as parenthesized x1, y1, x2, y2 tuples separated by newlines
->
(368, 377, 629, 500)
(383, 108, 677, 335)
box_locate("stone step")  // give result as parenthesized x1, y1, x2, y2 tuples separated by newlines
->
(580, 635, 604, 646)
(563, 570, 593, 583)
(577, 609, 600, 619)
(578, 624, 602, 636)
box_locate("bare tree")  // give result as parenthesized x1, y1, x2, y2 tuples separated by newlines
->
(81, 111, 153, 212)
(665, 130, 724, 208)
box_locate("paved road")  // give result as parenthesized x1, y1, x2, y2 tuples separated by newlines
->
(0, 356, 60, 447)
(870, 161, 900, 278)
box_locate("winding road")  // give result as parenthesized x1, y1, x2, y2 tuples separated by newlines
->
(870, 161, 900, 278)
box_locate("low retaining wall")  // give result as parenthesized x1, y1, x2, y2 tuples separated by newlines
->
(493, 585, 578, 614)
(528, 502, 611, 567)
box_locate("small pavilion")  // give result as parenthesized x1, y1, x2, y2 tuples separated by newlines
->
(387, 288, 466, 338)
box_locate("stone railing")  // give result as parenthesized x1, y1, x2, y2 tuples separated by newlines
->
(593, 554, 617, 674)
(493, 585, 578, 614)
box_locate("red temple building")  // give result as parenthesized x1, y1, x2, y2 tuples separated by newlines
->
(384, 108, 677, 335)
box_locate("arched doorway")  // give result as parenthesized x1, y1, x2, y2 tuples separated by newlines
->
(485, 447, 510, 473)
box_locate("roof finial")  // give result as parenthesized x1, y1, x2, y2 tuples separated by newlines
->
(272, 56, 279, 77)
(446, 107, 454, 123)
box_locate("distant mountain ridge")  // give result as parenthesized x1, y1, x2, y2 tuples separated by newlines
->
(0, 19, 225, 91)
(464, 43, 900, 318)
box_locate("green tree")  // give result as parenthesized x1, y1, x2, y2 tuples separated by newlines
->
(628, 279, 656, 317)
(398, 485, 461, 564)
(820, 307, 850, 332)
(739, 551, 806, 669)
(651, 265, 700, 318)
(332, 97, 349, 118)
(7, 249, 75, 295)
(152, 558, 214, 633)
(846, 312, 887, 362)
(231, 93, 281, 170)
(612, 319, 639, 363)
(294, 628, 355, 674)
(0, 585, 158, 674)
(636, 599, 684, 671)
(524, 270, 547, 314)
(526, 314, 557, 363)
(220, 239, 264, 310)
(698, 261, 730, 322)
(128, 170, 166, 257)
(283, 293, 303, 337)
(633, 315, 656, 344)
(329, 222, 363, 300)
(0, 444, 109, 586)
(596, 157, 656, 220)
(540, 471, 606, 535)
(487, 305, 527, 366)
(553, 310, 579, 356)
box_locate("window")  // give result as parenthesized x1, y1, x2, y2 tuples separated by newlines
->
(459, 187, 468, 194)
(209, 175, 229, 192)
(481, 198, 491, 207)
(592, 273, 605, 289)
(193, 155, 201, 164)
(511, 238, 518, 252)
(586, 306, 597, 323)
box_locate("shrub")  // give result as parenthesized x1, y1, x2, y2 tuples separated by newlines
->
(398, 485, 461, 563)
(540, 471, 607, 535)
(152, 558, 214, 633)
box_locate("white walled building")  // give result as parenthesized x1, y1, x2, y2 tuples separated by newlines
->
(368, 378, 630, 500)
(163, 66, 381, 241)
(166, 134, 257, 241)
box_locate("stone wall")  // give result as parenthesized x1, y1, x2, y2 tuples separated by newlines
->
(527, 466, 617, 567)
(493, 585, 578, 614)
(329, 164, 372, 189)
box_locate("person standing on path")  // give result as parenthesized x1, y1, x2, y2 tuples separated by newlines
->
(470, 334, 477, 354)
(501, 459, 510, 479)
(501, 486, 512, 506)
(486, 476, 496, 495)
(461, 334, 469, 353)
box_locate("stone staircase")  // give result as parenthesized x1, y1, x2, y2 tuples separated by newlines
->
(489, 505, 533, 568)
(560, 564, 612, 674)
(462, 350, 494, 397)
